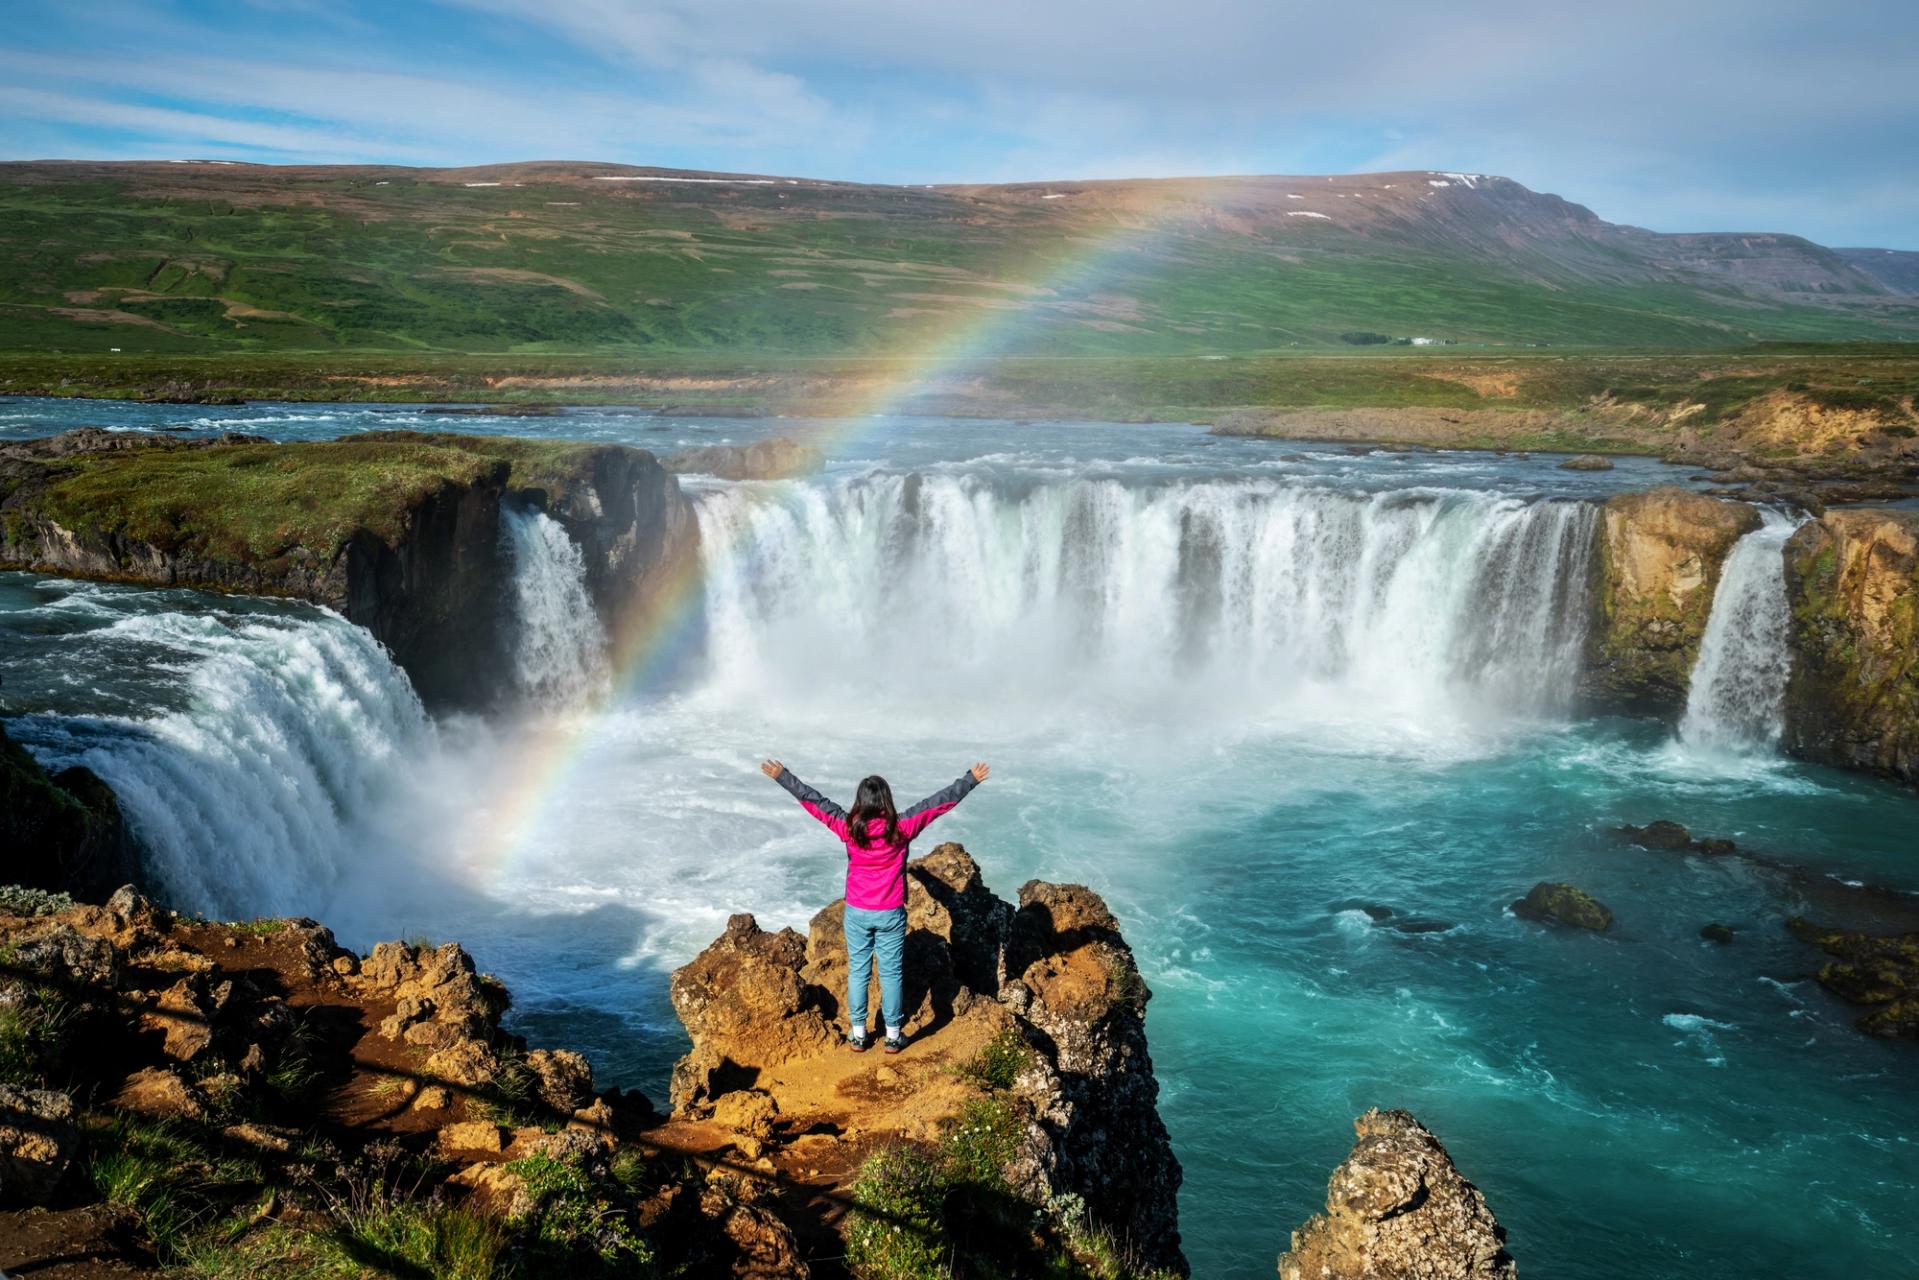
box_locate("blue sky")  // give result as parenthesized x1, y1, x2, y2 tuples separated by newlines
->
(4, 0, 1916, 247)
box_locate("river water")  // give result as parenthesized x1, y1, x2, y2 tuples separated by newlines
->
(3, 398, 1916, 1277)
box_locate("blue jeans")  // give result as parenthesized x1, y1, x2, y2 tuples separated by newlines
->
(843, 905, 907, 1032)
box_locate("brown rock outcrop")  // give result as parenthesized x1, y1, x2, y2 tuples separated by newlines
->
(1279, 1109, 1516, 1280)
(1782, 509, 1919, 785)
(668, 842, 1186, 1274)
(1582, 487, 1760, 714)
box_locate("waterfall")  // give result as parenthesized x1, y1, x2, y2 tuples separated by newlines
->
(16, 606, 432, 917)
(1679, 511, 1799, 752)
(501, 506, 608, 705)
(689, 474, 1598, 720)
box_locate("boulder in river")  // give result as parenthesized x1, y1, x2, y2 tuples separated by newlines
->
(1700, 922, 1737, 944)
(1279, 1108, 1515, 1280)
(1558, 453, 1614, 471)
(1787, 917, 1919, 1038)
(1512, 881, 1614, 931)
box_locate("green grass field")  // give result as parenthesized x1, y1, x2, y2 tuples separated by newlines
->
(4, 165, 1916, 359)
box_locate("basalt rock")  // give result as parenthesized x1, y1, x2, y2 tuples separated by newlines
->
(0, 720, 135, 901)
(1582, 488, 1761, 715)
(1781, 509, 1919, 786)
(662, 437, 825, 481)
(1511, 881, 1614, 931)
(1787, 917, 1919, 1038)
(1279, 1108, 1515, 1280)
(0, 429, 697, 711)
(671, 843, 1186, 1274)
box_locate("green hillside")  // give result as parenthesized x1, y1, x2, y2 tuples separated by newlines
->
(2, 161, 1915, 356)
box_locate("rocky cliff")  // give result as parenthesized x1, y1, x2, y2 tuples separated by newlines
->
(663, 843, 1187, 1276)
(1279, 1109, 1516, 1280)
(1581, 487, 1760, 714)
(1782, 508, 1919, 784)
(0, 719, 133, 901)
(0, 429, 696, 709)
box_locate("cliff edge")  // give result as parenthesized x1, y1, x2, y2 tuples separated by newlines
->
(658, 842, 1187, 1276)
(0, 428, 696, 709)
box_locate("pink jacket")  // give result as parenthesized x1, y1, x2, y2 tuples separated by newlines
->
(773, 768, 980, 910)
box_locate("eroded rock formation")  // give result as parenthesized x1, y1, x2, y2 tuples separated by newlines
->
(1279, 1108, 1516, 1280)
(1782, 508, 1919, 785)
(0, 429, 697, 709)
(1582, 487, 1760, 713)
(1788, 917, 1919, 1038)
(667, 842, 1187, 1274)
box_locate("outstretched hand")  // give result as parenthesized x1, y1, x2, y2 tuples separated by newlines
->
(970, 762, 990, 783)
(760, 759, 784, 779)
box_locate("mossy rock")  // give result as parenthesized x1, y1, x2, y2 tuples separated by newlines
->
(1511, 882, 1614, 931)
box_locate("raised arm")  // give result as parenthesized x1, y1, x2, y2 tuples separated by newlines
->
(762, 759, 850, 839)
(899, 762, 988, 839)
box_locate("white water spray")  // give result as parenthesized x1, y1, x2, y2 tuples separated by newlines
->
(1680, 511, 1799, 752)
(29, 608, 432, 917)
(690, 475, 1597, 721)
(502, 507, 608, 704)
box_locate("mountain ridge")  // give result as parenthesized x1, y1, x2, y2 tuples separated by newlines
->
(1, 159, 1914, 354)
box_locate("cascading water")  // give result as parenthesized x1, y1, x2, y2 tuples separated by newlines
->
(501, 506, 608, 704)
(690, 474, 1598, 721)
(15, 604, 431, 917)
(1679, 511, 1800, 752)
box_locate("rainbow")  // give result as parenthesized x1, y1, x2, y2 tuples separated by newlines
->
(469, 199, 1201, 879)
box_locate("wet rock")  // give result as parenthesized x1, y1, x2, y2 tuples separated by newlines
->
(1782, 509, 1919, 785)
(525, 1048, 594, 1115)
(1700, 923, 1737, 944)
(0, 1085, 77, 1203)
(0, 722, 134, 901)
(1695, 837, 1737, 856)
(662, 437, 825, 481)
(1279, 1108, 1515, 1280)
(1618, 819, 1693, 849)
(1558, 453, 1614, 471)
(1582, 488, 1762, 715)
(1511, 882, 1614, 931)
(1787, 918, 1919, 1037)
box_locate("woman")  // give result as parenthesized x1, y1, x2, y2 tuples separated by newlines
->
(760, 758, 989, 1054)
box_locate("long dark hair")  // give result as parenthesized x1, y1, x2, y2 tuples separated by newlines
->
(847, 775, 900, 849)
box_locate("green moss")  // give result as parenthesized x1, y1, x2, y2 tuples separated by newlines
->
(17, 433, 610, 564)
